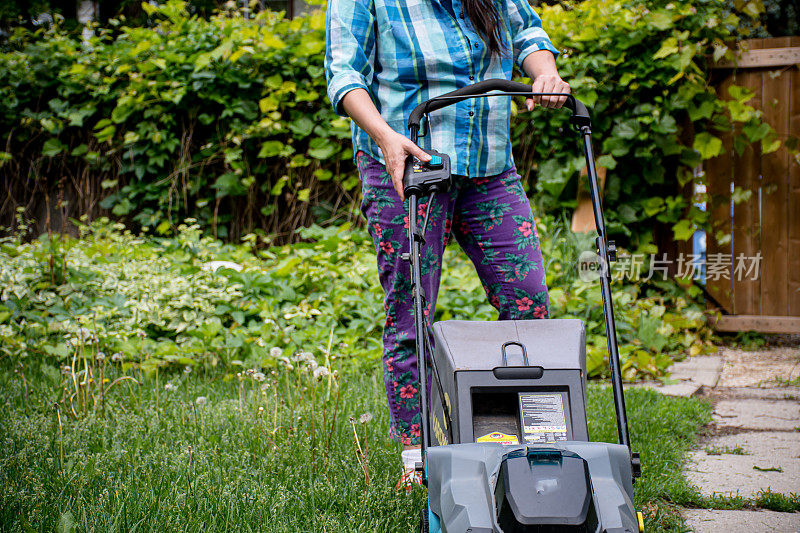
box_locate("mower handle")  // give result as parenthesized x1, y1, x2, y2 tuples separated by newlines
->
(407, 79, 591, 133)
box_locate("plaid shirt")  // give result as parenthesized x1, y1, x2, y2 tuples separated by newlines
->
(325, 0, 559, 177)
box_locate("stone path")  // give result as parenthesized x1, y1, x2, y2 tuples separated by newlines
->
(647, 344, 800, 531)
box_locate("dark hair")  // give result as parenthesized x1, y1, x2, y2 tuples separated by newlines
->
(463, 0, 507, 56)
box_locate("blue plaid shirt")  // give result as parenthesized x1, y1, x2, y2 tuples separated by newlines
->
(325, 0, 559, 177)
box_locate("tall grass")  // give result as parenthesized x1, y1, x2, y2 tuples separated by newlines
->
(0, 356, 711, 532)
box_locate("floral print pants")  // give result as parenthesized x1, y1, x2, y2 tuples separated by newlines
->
(356, 151, 549, 445)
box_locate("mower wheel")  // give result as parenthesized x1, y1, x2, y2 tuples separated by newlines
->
(419, 507, 429, 533)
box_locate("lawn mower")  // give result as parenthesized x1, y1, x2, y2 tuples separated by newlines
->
(401, 79, 643, 533)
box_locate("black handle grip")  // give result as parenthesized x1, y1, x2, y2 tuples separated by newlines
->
(407, 79, 590, 132)
(492, 366, 544, 380)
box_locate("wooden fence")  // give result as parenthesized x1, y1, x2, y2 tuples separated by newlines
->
(705, 37, 800, 334)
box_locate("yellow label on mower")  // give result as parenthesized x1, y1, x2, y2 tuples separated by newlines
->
(476, 432, 519, 445)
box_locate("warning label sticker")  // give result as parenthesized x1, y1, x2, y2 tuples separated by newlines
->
(476, 432, 519, 445)
(518, 392, 568, 444)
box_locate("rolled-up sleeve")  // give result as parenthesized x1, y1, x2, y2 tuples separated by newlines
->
(507, 0, 560, 70)
(325, 0, 376, 116)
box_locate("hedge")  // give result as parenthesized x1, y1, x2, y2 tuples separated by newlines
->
(0, 0, 785, 247)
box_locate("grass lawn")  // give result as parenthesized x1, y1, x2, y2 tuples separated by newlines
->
(0, 361, 711, 532)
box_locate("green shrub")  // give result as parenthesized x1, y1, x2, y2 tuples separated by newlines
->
(1, 0, 350, 240)
(0, 215, 712, 379)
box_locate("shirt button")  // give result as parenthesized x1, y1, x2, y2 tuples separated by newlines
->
(475, 42, 480, 48)
(459, 13, 464, 18)
(469, 75, 474, 80)
(469, 111, 474, 116)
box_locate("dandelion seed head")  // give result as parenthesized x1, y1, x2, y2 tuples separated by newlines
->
(358, 412, 373, 424)
(164, 382, 176, 391)
(95, 352, 106, 361)
(270, 346, 283, 358)
(184, 366, 192, 374)
(252, 372, 265, 382)
(312, 366, 330, 380)
(111, 352, 124, 362)
(195, 396, 207, 406)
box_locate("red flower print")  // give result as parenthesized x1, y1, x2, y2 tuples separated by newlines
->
(386, 315, 395, 328)
(490, 295, 500, 307)
(515, 296, 533, 311)
(386, 356, 394, 372)
(401, 434, 411, 446)
(380, 241, 394, 254)
(417, 202, 428, 217)
(403, 216, 409, 229)
(533, 305, 547, 319)
(474, 176, 490, 185)
(411, 423, 421, 437)
(400, 384, 418, 399)
(372, 223, 382, 238)
(518, 220, 532, 237)
(392, 380, 399, 392)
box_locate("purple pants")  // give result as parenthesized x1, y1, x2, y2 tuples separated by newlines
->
(356, 151, 549, 445)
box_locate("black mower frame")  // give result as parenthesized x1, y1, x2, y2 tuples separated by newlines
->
(402, 79, 639, 482)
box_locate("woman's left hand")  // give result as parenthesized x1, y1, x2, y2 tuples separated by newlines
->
(525, 75, 570, 111)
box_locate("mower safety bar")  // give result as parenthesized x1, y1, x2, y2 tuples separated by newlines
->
(407, 79, 591, 135)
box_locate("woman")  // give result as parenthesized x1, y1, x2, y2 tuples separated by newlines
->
(325, 0, 569, 485)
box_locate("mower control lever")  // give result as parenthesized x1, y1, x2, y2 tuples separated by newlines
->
(403, 149, 452, 197)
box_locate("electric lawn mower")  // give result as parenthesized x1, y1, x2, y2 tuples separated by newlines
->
(400, 79, 643, 533)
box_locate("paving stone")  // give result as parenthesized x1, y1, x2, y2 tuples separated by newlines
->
(630, 381, 703, 397)
(630, 356, 724, 397)
(713, 399, 800, 431)
(683, 509, 800, 532)
(717, 346, 800, 388)
(718, 386, 800, 401)
(687, 431, 800, 498)
(670, 355, 724, 388)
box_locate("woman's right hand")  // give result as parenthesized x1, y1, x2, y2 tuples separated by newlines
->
(340, 88, 431, 201)
(376, 129, 431, 201)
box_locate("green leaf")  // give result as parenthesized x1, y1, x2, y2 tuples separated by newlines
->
(693, 132, 723, 159)
(288, 117, 314, 138)
(595, 155, 616, 169)
(743, 121, 770, 143)
(672, 219, 695, 241)
(42, 138, 65, 157)
(112, 198, 133, 216)
(653, 37, 678, 60)
(688, 100, 715, 122)
(258, 141, 285, 158)
(307, 138, 338, 160)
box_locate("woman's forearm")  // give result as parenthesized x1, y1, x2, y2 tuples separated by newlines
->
(339, 87, 430, 200)
(521, 49, 559, 79)
(340, 88, 395, 146)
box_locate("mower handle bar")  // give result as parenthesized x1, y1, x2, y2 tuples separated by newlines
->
(407, 79, 590, 133)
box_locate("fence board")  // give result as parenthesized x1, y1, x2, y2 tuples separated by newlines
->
(705, 74, 735, 313)
(731, 62, 762, 315)
(789, 36, 800, 316)
(759, 37, 792, 316)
